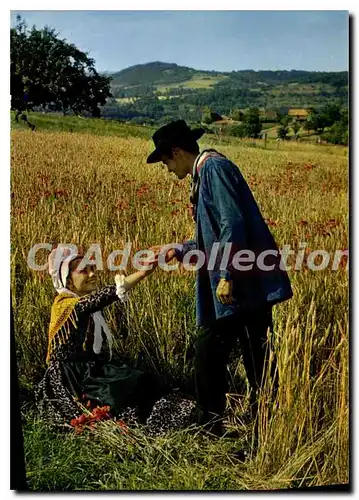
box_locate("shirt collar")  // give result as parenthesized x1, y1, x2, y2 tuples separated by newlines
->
(192, 151, 204, 179)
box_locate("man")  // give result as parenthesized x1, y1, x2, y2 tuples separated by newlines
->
(146, 120, 293, 434)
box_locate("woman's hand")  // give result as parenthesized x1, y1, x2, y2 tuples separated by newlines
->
(134, 253, 159, 276)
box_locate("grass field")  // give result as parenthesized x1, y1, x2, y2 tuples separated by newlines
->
(11, 111, 155, 138)
(156, 75, 228, 94)
(11, 116, 348, 490)
(115, 97, 138, 104)
(157, 94, 180, 100)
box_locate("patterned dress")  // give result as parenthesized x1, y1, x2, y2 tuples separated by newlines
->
(35, 286, 196, 434)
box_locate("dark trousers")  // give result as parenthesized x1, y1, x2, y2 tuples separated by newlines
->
(194, 305, 276, 425)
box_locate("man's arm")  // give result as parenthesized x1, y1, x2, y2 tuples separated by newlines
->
(202, 158, 248, 280)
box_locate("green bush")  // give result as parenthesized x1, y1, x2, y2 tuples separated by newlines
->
(323, 121, 348, 145)
(227, 124, 247, 138)
(277, 125, 289, 140)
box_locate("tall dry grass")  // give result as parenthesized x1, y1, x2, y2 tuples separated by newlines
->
(11, 128, 348, 489)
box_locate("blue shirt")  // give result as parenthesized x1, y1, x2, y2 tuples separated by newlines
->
(176, 150, 293, 327)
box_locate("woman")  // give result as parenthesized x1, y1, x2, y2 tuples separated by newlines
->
(35, 246, 195, 434)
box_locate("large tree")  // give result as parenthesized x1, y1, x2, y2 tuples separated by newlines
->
(242, 108, 262, 138)
(320, 104, 342, 128)
(306, 109, 326, 134)
(10, 15, 112, 128)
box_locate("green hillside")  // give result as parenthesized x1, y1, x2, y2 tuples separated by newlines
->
(110, 61, 225, 88)
(103, 62, 348, 125)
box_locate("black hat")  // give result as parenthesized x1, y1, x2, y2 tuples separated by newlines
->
(146, 120, 205, 164)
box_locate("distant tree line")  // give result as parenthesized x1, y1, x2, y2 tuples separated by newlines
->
(217, 69, 348, 88)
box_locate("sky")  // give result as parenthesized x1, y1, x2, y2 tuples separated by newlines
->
(10, 10, 349, 73)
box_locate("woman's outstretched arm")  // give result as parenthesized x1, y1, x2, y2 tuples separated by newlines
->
(75, 268, 155, 314)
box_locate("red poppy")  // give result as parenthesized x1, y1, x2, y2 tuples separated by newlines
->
(116, 419, 128, 432)
(265, 219, 278, 227)
(78, 414, 88, 425)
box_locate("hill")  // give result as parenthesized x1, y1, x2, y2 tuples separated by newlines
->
(109, 62, 347, 91)
(110, 61, 200, 87)
(103, 62, 349, 125)
(110, 61, 228, 87)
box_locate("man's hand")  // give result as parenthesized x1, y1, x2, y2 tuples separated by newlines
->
(216, 278, 234, 305)
(148, 244, 177, 263)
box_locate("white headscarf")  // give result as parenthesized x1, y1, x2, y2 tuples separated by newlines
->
(48, 246, 128, 360)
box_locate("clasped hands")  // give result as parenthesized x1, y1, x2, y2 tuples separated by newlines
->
(137, 244, 234, 305)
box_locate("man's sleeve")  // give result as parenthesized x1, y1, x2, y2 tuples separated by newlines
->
(174, 240, 197, 262)
(202, 159, 248, 280)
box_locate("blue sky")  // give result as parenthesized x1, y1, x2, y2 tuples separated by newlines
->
(10, 10, 349, 73)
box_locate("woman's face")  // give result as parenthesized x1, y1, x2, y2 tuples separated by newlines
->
(67, 258, 97, 295)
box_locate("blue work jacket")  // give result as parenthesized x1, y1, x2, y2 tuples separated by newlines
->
(176, 150, 293, 327)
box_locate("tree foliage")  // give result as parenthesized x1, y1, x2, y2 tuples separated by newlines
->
(230, 108, 244, 121)
(319, 104, 343, 128)
(227, 124, 247, 138)
(277, 125, 289, 140)
(323, 121, 348, 145)
(322, 107, 349, 145)
(201, 107, 222, 124)
(242, 108, 262, 138)
(291, 120, 301, 136)
(10, 16, 112, 126)
(280, 114, 292, 127)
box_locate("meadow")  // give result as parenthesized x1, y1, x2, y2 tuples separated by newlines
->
(156, 74, 229, 93)
(11, 119, 349, 490)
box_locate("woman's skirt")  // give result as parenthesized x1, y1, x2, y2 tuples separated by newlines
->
(35, 359, 157, 425)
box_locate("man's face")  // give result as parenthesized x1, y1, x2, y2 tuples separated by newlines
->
(161, 148, 189, 180)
